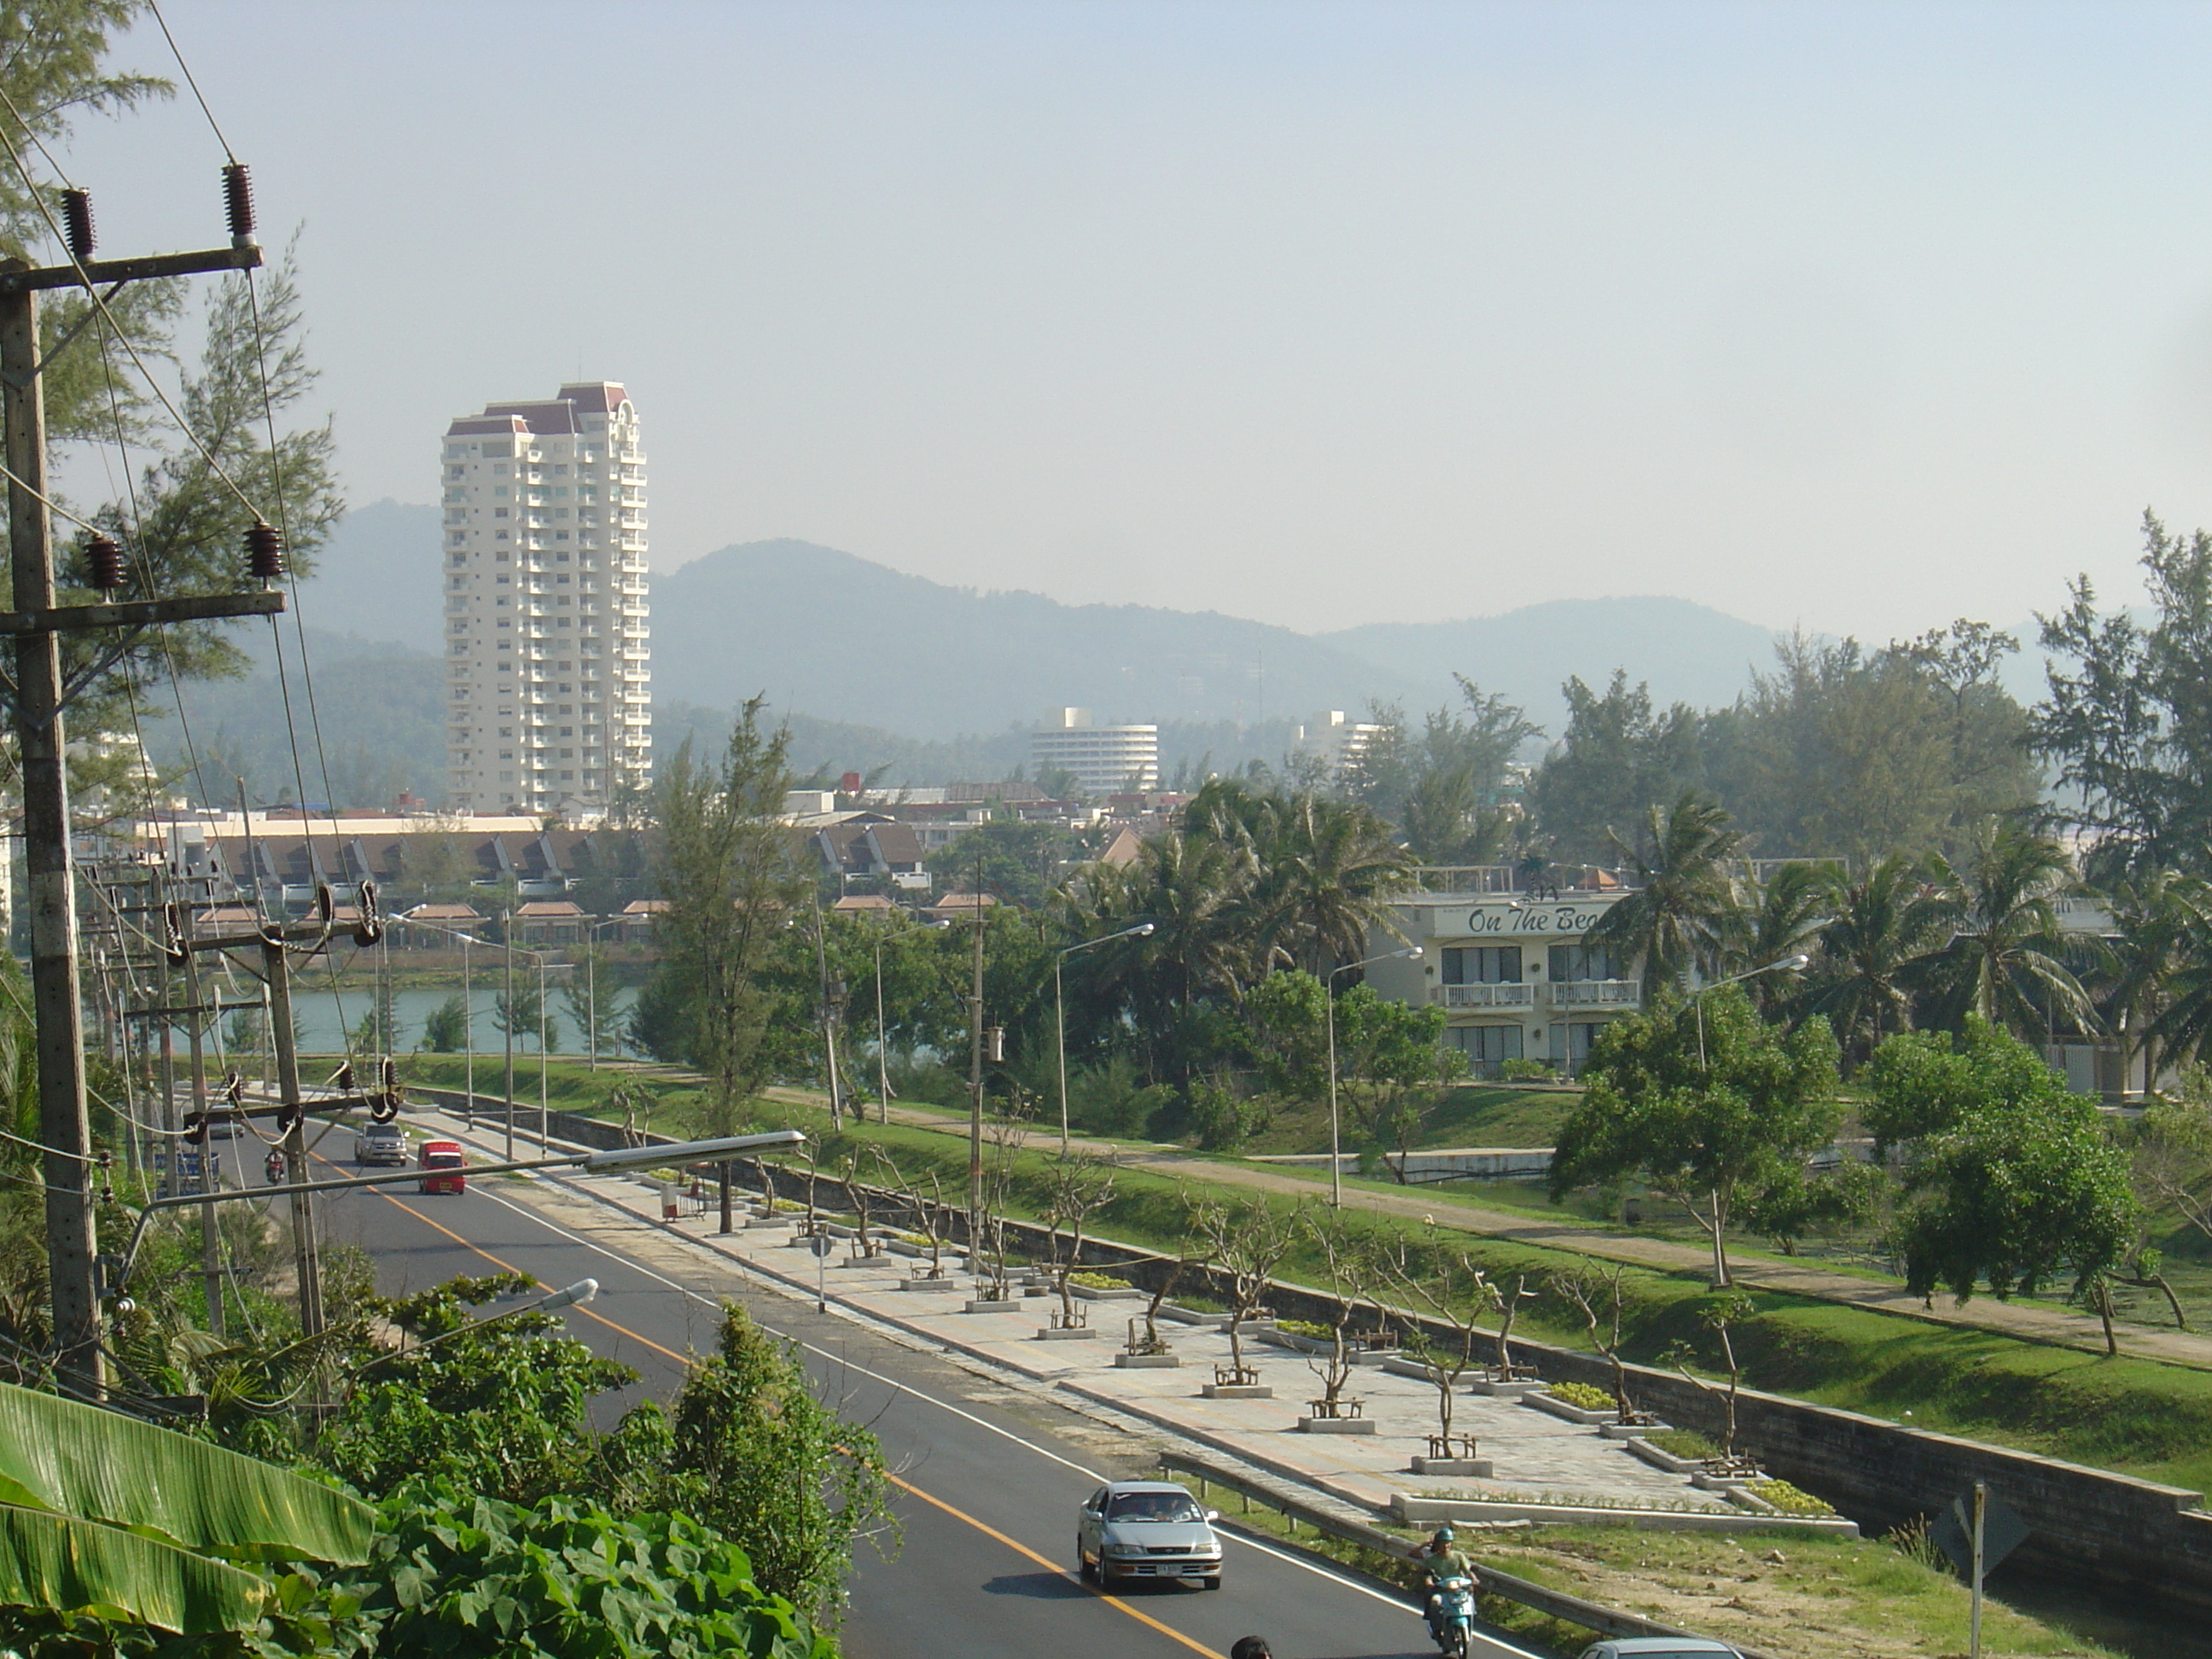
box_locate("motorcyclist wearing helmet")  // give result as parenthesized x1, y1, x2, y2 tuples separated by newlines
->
(1417, 1525, 1478, 1644)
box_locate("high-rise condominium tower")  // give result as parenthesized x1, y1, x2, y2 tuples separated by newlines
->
(439, 383, 650, 816)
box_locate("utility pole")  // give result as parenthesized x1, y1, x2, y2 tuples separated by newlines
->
(178, 899, 222, 1337)
(262, 936, 320, 1336)
(810, 892, 844, 1128)
(503, 909, 515, 1161)
(172, 897, 377, 1339)
(966, 850, 986, 1232)
(1, 205, 275, 1394)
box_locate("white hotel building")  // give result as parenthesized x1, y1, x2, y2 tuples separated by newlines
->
(1365, 875, 1639, 1076)
(440, 384, 651, 816)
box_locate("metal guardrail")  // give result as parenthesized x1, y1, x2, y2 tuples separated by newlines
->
(1155, 1449, 1772, 1658)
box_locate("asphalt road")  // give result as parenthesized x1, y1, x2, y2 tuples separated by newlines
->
(311, 1160, 1546, 1659)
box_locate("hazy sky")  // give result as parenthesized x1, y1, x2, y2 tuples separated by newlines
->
(45, 2, 2212, 641)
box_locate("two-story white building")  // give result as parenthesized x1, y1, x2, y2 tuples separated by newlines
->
(1364, 872, 1639, 1076)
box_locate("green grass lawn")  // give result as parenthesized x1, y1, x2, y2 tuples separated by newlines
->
(1237, 1081, 1581, 1155)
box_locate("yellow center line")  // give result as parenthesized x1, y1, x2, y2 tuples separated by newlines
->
(882, 1470, 1225, 1659)
(331, 1156, 1225, 1659)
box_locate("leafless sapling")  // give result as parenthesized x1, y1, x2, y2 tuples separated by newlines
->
(1488, 1274, 1539, 1380)
(1299, 1203, 1380, 1413)
(1660, 1290, 1757, 1466)
(1548, 1264, 1644, 1423)
(1381, 1231, 1494, 1456)
(1041, 1156, 1117, 1329)
(1190, 1194, 1298, 1384)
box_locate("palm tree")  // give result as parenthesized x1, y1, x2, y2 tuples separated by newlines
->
(1913, 818, 2097, 1039)
(1804, 851, 1944, 1068)
(1586, 791, 1745, 996)
(1726, 859, 1842, 1020)
(2095, 867, 2208, 1094)
(1249, 791, 1417, 977)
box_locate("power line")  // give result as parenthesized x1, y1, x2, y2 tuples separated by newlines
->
(143, 0, 238, 163)
(0, 86, 268, 523)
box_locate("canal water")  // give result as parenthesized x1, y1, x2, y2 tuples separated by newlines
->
(175, 984, 639, 1057)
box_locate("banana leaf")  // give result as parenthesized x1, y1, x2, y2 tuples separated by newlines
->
(0, 1503, 270, 1633)
(0, 1381, 372, 1563)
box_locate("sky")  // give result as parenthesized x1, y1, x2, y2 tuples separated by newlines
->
(43, 1, 2212, 642)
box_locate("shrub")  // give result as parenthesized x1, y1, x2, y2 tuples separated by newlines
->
(1068, 1271, 1132, 1290)
(1188, 1080, 1265, 1151)
(1746, 1479, 1838, 1517)
(1278, 1318, 1336, 1341)
(340, 1479, 833, 1657)
(1498, 1057, 1553, 1082)
(1644, 1429, 1721, 1461)
(1546, 1381, 1614, 1412)
(661, 1306, 896, 1616)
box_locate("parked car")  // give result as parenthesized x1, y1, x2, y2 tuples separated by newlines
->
(353, 1121, 408, 1167)
(416, 1139, 466, 1194)
(1577, 1641, 1743, 1659)
(1075, 1481, 1223, 1590)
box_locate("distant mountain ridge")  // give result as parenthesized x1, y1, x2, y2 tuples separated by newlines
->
(295, 509, 1792, 764)
(1319, 597, 1785, 729)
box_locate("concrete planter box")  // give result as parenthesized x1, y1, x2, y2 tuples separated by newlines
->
(1113, 1353, 1182, 1369)
(1071, 1284, 1146, 1301)
(1470, 1376, 1547, 1397)
(1410, 1455, 1493, 1478)
(1161, 1307, 1273, 1330)
(1625, 1438, 1701, 1476)
(1382, 1356, 1456, 1386)
(1599, 1419, 1669, 1441)
(1202, 1383, 1275, 1400)
(1297, 1417, 1379, 1435)
(833, 1253, 894, 1269)
(1035, 1324, 1098, 1342)
(1522, 1392, 1637, 1427)
(1158, 1304, 1224, 1326)
(898, 1275, 962, 1292)
(1257, 1328, 1401, 1364)
(963, 1299, 1022, 1313)
(1694, 1468, 1768, 1492)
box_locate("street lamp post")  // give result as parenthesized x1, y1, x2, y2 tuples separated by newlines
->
(584, 917, 622, 1071)
(1325, 946, 1424, 1207)
(1055, 923, 1155, 1157)
(1684, 952, 1811, 1287)
(352, 1278, 599, 1381)
(538, 958, 575, 1153)
(870, 918, 940, 1125)
(1690, 953, 1812, 1070)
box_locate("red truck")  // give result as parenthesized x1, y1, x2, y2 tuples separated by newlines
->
(416, 1139, 467, 1195)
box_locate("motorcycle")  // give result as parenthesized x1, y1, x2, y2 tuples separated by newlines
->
(1426, 1575, 1476, 1658)
(265, 1150, 286, 1187)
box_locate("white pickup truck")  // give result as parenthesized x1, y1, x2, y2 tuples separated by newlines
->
(352, 1122, 409, 1167)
